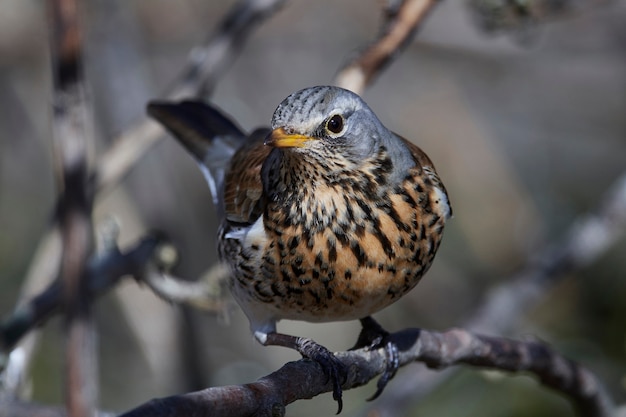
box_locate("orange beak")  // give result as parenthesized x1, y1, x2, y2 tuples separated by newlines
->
(264, 127, 315, 148)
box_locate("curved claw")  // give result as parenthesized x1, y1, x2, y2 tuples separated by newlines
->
(262, 332, 347, 414)
(297, 337, 347, 414)
(353, 316, 401, 401)
(367, 340, 399, 401)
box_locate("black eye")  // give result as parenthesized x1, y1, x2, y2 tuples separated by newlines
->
(326, 114, 344, 134)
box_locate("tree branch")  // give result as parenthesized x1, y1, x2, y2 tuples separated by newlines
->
(1, 0, 286, 398)
(0, 234, 167, 355)
(92, 0, 288, 197)
(335, 0, 440, 94)
(47, 0, 96, 415)
(118, 327, 613, 417)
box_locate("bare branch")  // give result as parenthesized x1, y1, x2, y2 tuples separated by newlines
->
(1, 0, 286, 400)
(469, 171, 626, 334)
(47, 0, 96, 415)
(0, 235, 166, 355)
(0, 230, 62, 397)
(118, 327, 614, 417)
(335, 0, 439, 95)
(92, 0, 288, 197)
(140, 261, 232, 313)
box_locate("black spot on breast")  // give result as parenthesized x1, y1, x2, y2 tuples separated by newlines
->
(372, 221, 395, 259)
(334, 227, 350, 246)
(287, 286, 304, 295)
(289, 235, 300, 250)
(281, 268, 291, 282)
(372, 157, 392, 185)
(411, 247, 422, 264)
(291, 263, 306, 278)
(327, 240, 337, 263)
(271, 282, 285, 296)
(254, 282, 274, 301)
(428, 215, 440, 227)
(314, 252, 324, 267)
(350, 241, 368, 266)
(308, 289, 322, 304)
(400, 189, 417, 207)
(263, 252, 276, 266)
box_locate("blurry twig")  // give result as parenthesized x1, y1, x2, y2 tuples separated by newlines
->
(335, 0, 439, 95)
(469, 171, 626, 333)
(0, 230, 62, 397)
(1, 0, 286, 402)
(93, 0, 287, 196)
(47, 0, 96, 416)
(365, 171, 626, 416)
(0, 234, 166, 354)
(118, 327, 613, 417)
(0, 230, 231, 356)
(0, 397, 115, 417)
(140, 259, 232, 313)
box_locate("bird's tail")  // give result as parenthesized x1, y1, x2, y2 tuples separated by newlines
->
(147, 100, 247, 205)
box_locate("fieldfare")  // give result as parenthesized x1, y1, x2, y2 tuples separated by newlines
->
(148, 86, 452, 412)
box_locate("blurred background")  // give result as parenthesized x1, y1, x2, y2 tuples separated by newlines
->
(1, 0, 625, 416)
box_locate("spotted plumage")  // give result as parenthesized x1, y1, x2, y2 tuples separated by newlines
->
(148, 86, 451, 412)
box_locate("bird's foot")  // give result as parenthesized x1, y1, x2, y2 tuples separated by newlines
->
(352, 316, 399, 401)
(264, 332, 347, 414)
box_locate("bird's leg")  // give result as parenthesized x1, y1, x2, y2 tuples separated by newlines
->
(262, 332, 347, 414)
(351, 316, 399, 401)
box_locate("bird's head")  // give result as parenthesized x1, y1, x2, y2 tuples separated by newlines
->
(265, 86, 388, 163)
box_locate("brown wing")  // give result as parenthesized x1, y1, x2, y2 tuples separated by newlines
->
(223, 128, 272, 224)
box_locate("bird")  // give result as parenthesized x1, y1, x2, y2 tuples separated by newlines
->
(148, 86, 451, 413)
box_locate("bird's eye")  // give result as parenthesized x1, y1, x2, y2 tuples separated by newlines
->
(326, 114, 344, 134)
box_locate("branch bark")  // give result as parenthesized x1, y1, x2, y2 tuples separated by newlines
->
(118, 327, 613, 417)
(47, 0, 96, 416)
(335, 0, 439, 94)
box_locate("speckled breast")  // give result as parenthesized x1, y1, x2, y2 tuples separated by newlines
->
(219, 167, 448, 323)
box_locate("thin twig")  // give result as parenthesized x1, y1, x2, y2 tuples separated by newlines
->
(117, 327, 613, 417)
(1, 0, 287, 399)
(0, 235, 167, 355)
(47, 1, 95, 416)
(335, 0, 440, 95)
(0, 230, 62, 397)
(92, 0, 288, 197)
(468, 172, 626, 334)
